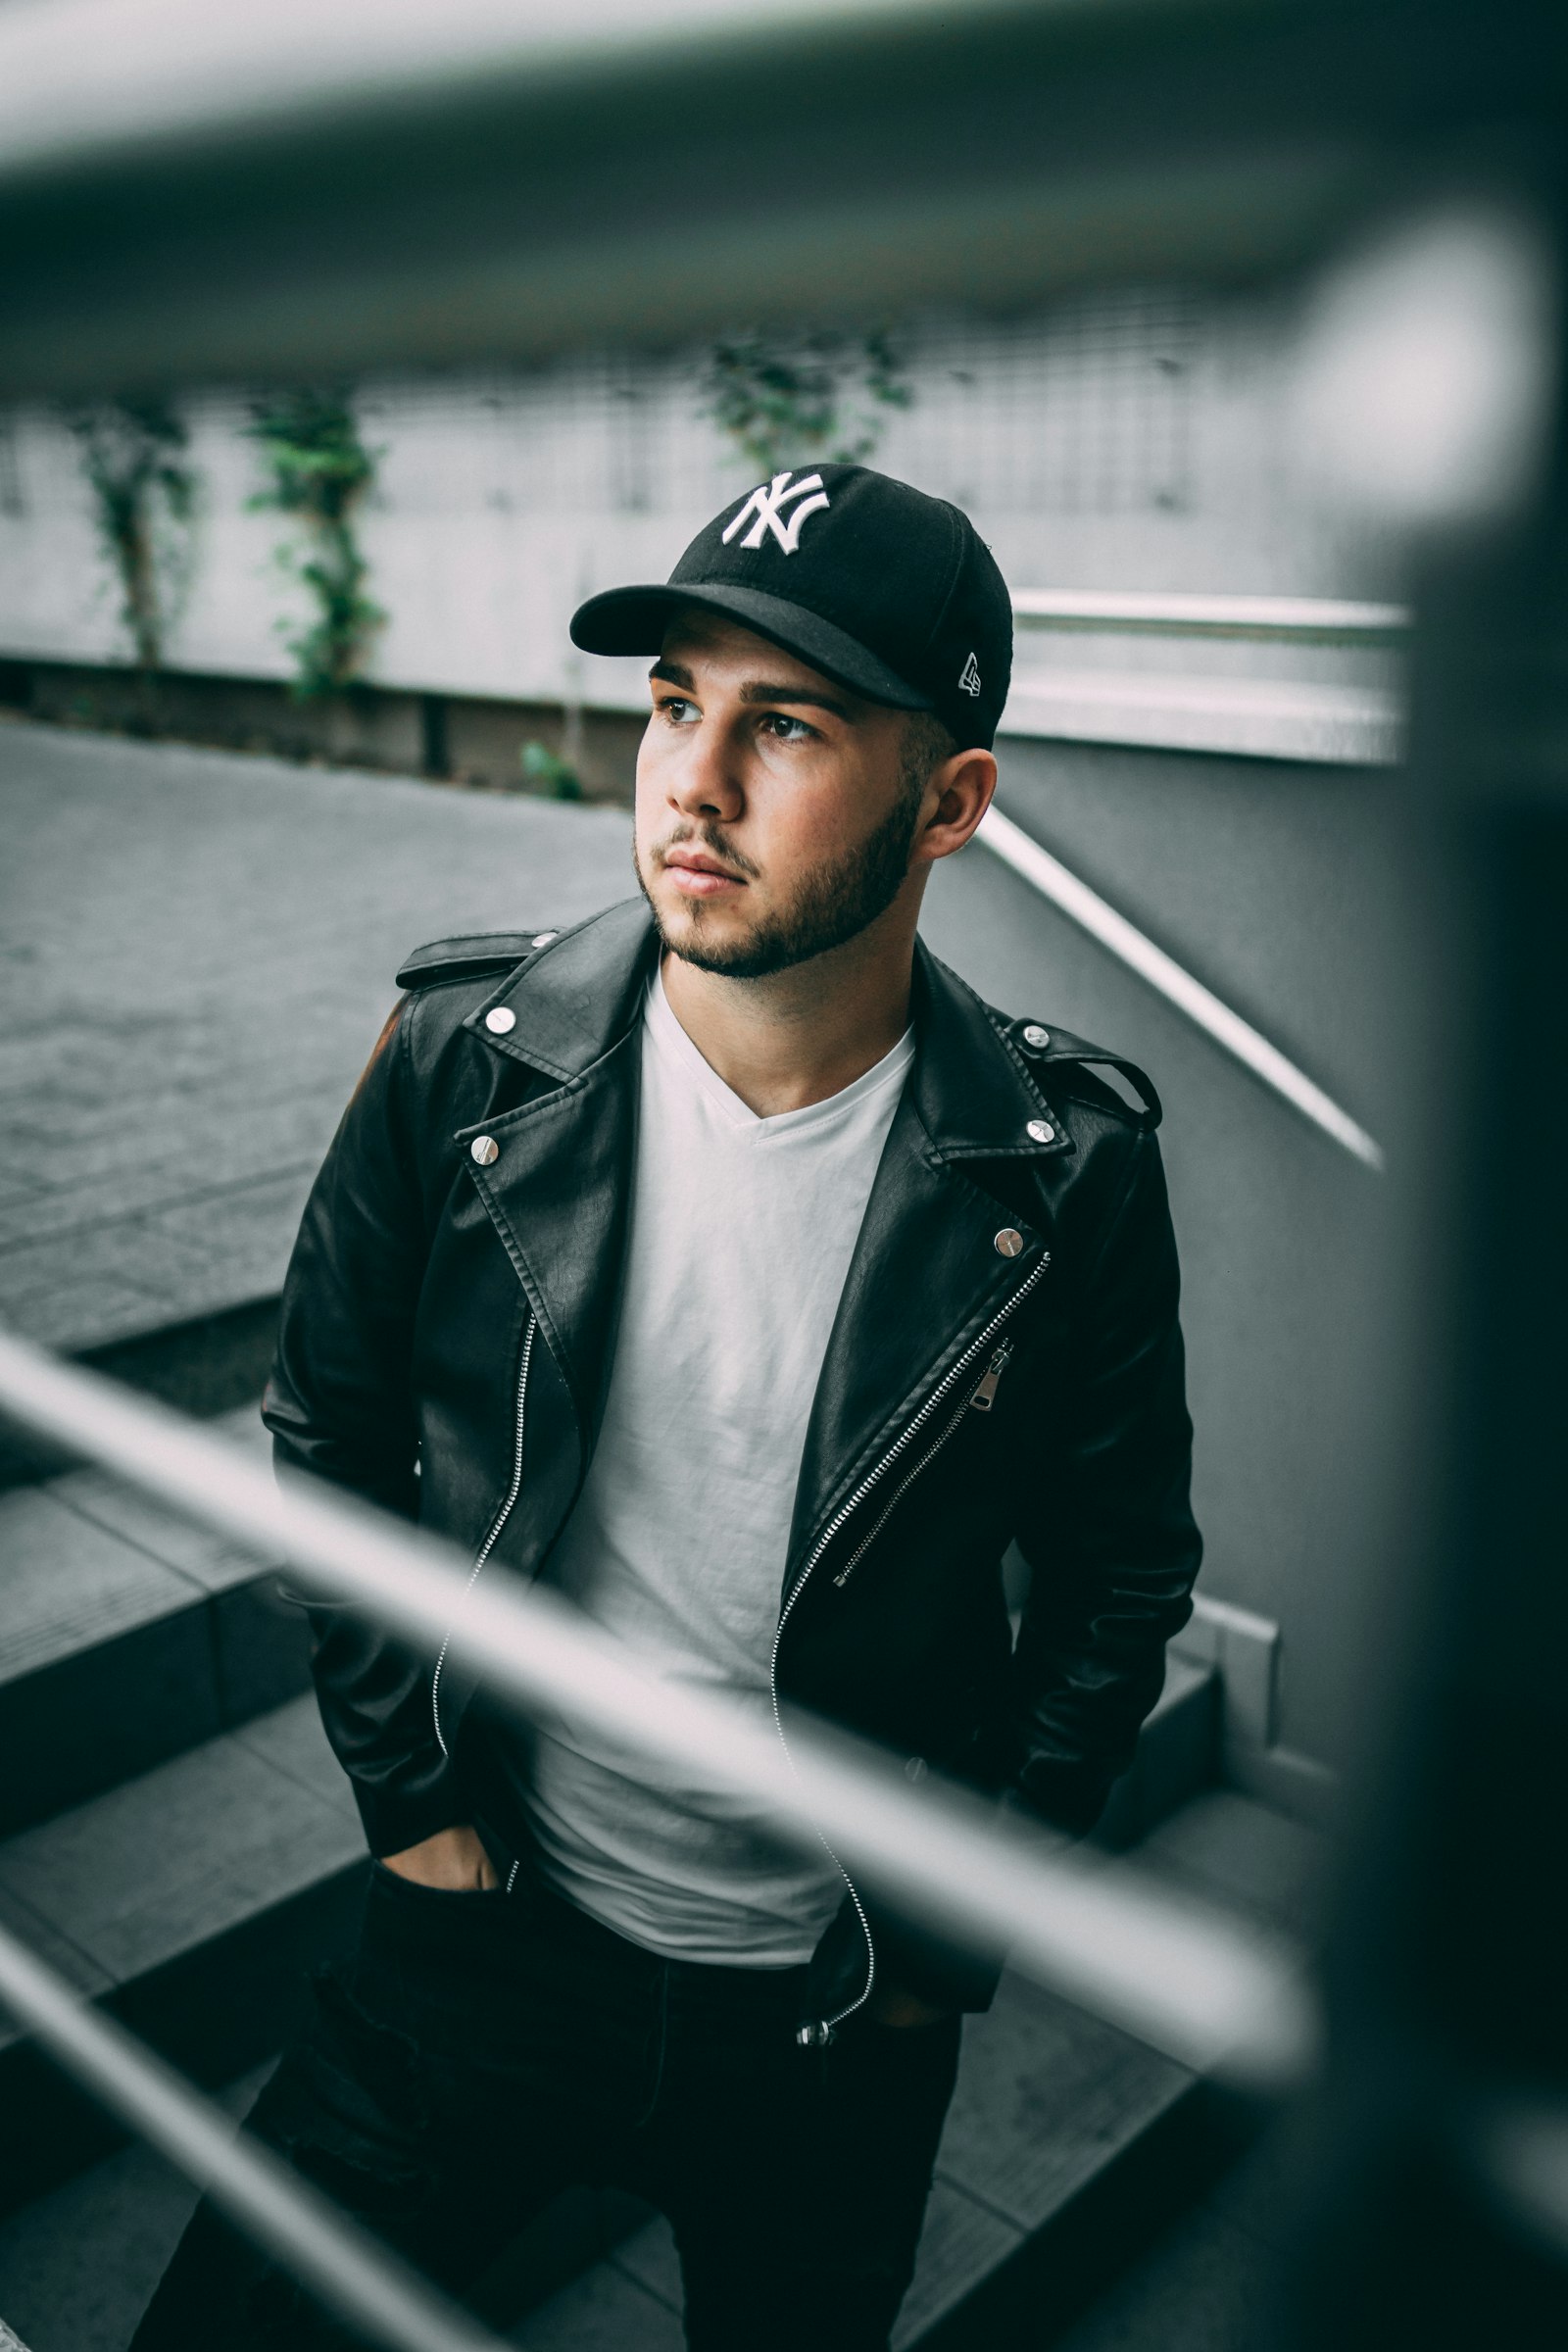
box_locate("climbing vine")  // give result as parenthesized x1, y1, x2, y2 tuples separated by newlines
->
(247, 388, 384, 699)
(69, 397, 197, 683)
(704, 326, 913, 476)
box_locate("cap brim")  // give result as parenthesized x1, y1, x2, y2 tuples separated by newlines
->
(568, 582, 931, 712)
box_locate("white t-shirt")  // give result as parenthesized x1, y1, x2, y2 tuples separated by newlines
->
(523, 962, 914, 1963)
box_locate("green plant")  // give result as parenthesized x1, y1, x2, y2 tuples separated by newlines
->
(247, 389, 384, 699)
(704, 326, 913, 476)
(69, 397, 197, 681)
(520, 739, 583, 801)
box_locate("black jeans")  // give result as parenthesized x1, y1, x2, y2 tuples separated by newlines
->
(129, 1862, 961, 2351)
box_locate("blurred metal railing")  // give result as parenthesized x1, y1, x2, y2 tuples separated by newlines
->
(0, 1327, 1309, 2088)
(0, 1917, 500, 2352)
(0, 1, 1562, 2342)
(977, 808, 1386, 1169)
(0, 1320, 1309, 2345)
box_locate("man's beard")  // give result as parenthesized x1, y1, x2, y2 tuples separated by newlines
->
(635, 764, 925, 981)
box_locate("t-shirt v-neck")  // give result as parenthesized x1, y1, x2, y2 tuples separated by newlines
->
(521, 964, 915, 1965)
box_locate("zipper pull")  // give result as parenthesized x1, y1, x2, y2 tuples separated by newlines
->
(969, 1340, 1013, 1413)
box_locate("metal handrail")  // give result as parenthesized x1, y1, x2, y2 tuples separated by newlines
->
(1011, 592, 1409, 642)
(976, 807, 1385, 1171)
(0, 1921, 500, 2352)
(0, 1324, 1313, 2093)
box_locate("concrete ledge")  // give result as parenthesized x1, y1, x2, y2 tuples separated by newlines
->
(0, 660, 642, 803)
(0, 1696, 366, 2211)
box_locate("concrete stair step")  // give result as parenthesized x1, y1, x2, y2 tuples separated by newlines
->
(0, 1788, 1320, 2345)
(506, 1782, 1324, 2350)
(1091, 1653, 1217, 1852)
(0, 1406, 312, 1837)
(502, 1968, 1200, 2351)
(0, 1692, 366, 2211)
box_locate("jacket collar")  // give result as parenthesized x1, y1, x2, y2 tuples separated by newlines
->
(467, 896, 659, 1081)
(466, 896, 1070, 1164)
(460, 899, 1066, 1574)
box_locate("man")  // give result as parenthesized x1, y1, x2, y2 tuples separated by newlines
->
(132, 465, 1200, 2350)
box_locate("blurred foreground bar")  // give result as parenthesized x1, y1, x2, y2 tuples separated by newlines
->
(0, 0, 1564, 2342)
(0, 0, 1559, 396)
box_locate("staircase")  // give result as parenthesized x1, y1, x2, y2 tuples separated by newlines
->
(0, 1398, 1274, 2351)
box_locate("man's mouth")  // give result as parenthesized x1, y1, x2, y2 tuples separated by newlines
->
(662, 848, 748, 897)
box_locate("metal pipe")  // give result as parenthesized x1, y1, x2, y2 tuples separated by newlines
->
(1011, 592, 1409, 641)
(0, 1324, 1315, 2091)
(977, 805, 1386, 1171)
(0, 1921, 500, 2352)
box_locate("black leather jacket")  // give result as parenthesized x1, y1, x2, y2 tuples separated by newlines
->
(265, 898, 1200, 2032)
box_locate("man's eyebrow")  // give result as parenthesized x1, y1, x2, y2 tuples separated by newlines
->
(649, 657, 854, 721)
(737, 680, 855, 721)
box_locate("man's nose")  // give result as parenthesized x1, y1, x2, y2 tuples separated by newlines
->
(668, 719, 744, 823)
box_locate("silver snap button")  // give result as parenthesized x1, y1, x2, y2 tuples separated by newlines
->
(484, 1006, 516, 1035)
(470, 1135, 501, 1166)
(994, 1227, 1024, 1257)
(905, 1756, 928, 1783)
(530, 930, 558, 949)
(1021, 1024, 1051, 1052)
(1026, 1119, 1054, 1145)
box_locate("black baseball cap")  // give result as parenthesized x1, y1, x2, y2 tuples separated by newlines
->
(569, 463, 1013, 753)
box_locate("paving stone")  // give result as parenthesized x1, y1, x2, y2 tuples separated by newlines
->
(0, 1487, 202, 1683)
(938, 1973, 1191, 2236)
(894, 2176, 1024, 2347)
(0, 2064, 271, 2352)
(605, 2215, 681, 2310)
(231, 1692, 360, 1827)
(0, 1485, 224, 1835)
(0, 1275, 160, 1353)
(0, 1722, 363, 1987)
(212, 1577, 314, 1724)
(1137, 1790, 1327, 1941)
(0, 1222, 225, 1314)
(508, 2253, 686, 2350)
(50, 1465, 280, 1596)
(0, 1880, 112, 2049)
(1, 723, 630, 1357)
(1047, 2192, 1275, 2352)
(474, 2188, 657, 2328)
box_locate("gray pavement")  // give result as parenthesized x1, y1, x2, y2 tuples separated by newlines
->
(0, 719, 631, 1353)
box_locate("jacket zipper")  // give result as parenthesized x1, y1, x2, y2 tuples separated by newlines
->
(968, 1339, 1014, 1414)
(829, 1339, 1016, 1594)
(769, 1250, 1050, 2038)
(431, 1310, 536, 1758)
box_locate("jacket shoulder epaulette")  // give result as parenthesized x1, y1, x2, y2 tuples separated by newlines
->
(395, 930, 557, 993)
(1004, 1014, 1163, 1133)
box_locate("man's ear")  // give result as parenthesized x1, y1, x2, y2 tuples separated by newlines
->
(916, 751, 998, 865)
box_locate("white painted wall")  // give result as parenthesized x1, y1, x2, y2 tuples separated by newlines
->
(0, 290, 1397, 720)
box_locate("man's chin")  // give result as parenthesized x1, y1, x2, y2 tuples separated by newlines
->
(649, 881, 751, 956)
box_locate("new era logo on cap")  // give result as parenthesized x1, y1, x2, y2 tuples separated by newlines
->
(721, 470, 831, 556)
(568, 462, 1013, 753)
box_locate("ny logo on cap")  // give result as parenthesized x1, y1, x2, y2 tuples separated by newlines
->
(721, 470, 831, 556)
(958, 651, 982, 696)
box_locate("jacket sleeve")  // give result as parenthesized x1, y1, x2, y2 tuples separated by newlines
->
(263, 998, 471, 1858)
(1009, 1124, 1201, 1836)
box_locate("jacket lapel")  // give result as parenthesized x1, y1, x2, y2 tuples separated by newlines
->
(459, 900, 657, 1460)
(784, 942, 1059, 1591)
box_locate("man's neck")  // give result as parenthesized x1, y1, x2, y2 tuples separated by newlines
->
(659, 920, 915, 1119)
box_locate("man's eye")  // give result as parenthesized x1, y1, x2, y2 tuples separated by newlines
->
(762, 713, 813, 742)
(659, 696, 699, 725)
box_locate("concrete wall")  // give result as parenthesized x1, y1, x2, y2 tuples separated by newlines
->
(0, 289, 1411, 1788)
(0, 289, 1397, 704)
(920, 740, 1409, 1780)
